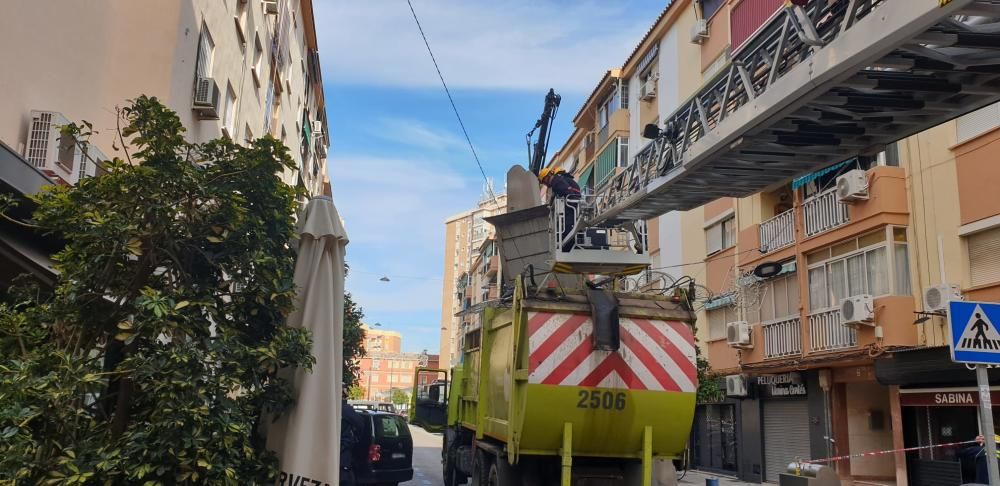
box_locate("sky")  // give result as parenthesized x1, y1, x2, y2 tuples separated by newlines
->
(316, 0, 668, 353)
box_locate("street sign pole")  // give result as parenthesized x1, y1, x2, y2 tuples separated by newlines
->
(978, 364, 1000, 486)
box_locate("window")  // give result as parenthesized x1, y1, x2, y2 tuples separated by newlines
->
(751, 271, 799, 323)
(807, 228, 910, 310)
(196, 26, 215, 78)
(706, 215, 736, 255)
(372, 359, 380, 370)
(620, 81, 629, 110)
(618, 137, 630, 167)
(701, 0, 726, 19)
(222, 83, 237, 136)
(957, 101, 1000, 144)
(708, 306, 738, 341)
(252, 34, 264, 86)
(598, 105, 608, 129)
(968, 226, 1000, 287)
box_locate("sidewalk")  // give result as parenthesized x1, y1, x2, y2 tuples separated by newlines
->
(680, 470, 758, 486)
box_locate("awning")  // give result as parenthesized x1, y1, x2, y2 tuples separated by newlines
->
(790, 159, 853, 190)
(0, 231, 57, 285)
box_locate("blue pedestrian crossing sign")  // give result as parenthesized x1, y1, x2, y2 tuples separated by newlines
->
(949, 301, 1000, 364)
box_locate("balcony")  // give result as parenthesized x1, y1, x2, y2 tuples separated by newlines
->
(759, 208, 795, 253)
(808, 308, 856, 352)
(762, 317, 802, 360)
(802, 187, 849, 238)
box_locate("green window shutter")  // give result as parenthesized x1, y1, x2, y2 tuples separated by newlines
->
(578, 166, 593, 189)
(595, 139, 619, 187)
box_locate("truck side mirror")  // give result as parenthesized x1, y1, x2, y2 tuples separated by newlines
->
(642, 123, 661, 139)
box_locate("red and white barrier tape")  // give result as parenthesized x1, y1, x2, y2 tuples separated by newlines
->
(803, 439, 978, 464)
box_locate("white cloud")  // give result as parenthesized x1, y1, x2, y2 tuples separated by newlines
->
(372, 117, 465, 151)
(315, 0, 653, 92)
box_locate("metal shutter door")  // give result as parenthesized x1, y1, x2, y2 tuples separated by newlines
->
(957, 101, 1000, 143)
(969, 227, 1000, 287)
(763, 400, 811, 483)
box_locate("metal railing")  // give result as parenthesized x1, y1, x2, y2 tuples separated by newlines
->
(802, 187, 849, 237)
(762, 316, 802, 359)
(808, 308, 856, 352)
(759, 208, 795, 252)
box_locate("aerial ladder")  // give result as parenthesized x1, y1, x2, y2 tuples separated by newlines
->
(496, 0, 1000, 282)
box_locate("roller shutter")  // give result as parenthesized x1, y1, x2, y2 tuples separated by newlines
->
(762, 399, 811, 482)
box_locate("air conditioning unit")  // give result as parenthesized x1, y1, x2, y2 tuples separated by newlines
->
(640, 74, 658, 101)
(924, 284, 962, 313)
(840, 295, 875, 327)
(192, 77, 221, 119)
(727, 321, 752, 348)
(263, 1, 279, 14)
(311, 120, 323, 136)
(24, 110, 77, 182)
(725, 375, 748, 397)
(690, 18, 709, 44)
(836, 169, 869, 202)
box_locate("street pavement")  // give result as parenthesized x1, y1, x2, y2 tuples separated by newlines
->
(405, 424, 444, 486)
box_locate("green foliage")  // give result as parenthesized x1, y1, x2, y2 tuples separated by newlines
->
(390, 389, 409, 407)
(0, 96, 314, 484)
(347, 384, 365, 401)
(342, 291, 366, 387)
(696, 347, 725, 404)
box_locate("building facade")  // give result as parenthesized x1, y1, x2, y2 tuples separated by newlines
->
(355, 324, 440, 402)
(439, 192, 507, 367)
(0, 0, 330, 196)
(546, 0, 1000, 484)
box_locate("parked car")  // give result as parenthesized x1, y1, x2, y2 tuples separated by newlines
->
(352, 411, 413, 486)
(349, 400, 397, 414)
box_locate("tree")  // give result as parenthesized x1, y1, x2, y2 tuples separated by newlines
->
(390, 389, 410, 407)
(347, 384, 366, 400)
(342, 290, 366, 387)
(0, 96, 314, 484)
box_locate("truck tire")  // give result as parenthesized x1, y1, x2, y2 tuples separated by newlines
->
(470, 448, 491, 486)
(486, 459, 520, 486)
(444, 448, 466, 486)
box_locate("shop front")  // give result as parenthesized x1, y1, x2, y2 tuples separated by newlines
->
(876, 346, 1000, 486)
(757, 372, 812, 483)
(691, 401, 740, 475)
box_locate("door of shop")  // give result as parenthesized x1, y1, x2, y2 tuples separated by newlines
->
(763, 399, 811, 482)
(692, 403, 739, 473)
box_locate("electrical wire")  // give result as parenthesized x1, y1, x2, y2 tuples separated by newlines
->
(406, 0, 496, 201)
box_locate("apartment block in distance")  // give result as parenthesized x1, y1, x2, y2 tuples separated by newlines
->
(439, 190, 507, 367)
(0, 0, 330, 196)
(355, 324, 440, 402)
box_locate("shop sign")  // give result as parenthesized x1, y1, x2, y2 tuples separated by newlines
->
(755, 372, 807, 398)
(900, 389, 1000, 407)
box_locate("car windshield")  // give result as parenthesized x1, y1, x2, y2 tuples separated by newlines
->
(374, 415, 410, 439)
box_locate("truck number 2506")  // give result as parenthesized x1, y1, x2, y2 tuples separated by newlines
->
(576, 390, 626, 410)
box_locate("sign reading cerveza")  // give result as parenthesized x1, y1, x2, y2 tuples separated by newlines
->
(756, 372, 807, 397)
(278, 471, 330, 486)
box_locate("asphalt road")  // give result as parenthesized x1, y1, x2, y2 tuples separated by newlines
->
(404, 424, 444, 486)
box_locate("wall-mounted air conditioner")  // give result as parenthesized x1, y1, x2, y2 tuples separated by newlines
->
(840, 295, 875, 327)
(727, 321, 752, 348)
(836, 169, 869, 202)
(725, 375, 748, 397)
(640, 73, 658, 101)
(924, 284, 962, 313)
(193, 77, 221, 119)
(690, 18, 709, 44)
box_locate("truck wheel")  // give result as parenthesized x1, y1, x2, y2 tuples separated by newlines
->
(487, 459, 520, 486)
(470, 448, 490, 486)
(444, 448, 465, 486)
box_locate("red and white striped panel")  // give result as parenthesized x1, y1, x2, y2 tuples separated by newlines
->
(526, 312, 697, 392)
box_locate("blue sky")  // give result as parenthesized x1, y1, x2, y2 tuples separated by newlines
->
(316, 0, 667, 353)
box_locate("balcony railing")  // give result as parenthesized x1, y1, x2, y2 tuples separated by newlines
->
(759, 208, 795, 253)
(808, 308, 856, 352)
(802, 187, 849, 237)
(762, 316, 802, 359)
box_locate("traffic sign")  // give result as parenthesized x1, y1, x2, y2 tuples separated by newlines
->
(949, 301, 1000, 364)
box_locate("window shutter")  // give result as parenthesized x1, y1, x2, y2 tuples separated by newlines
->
(707, 223, 723, 254)
(969, 227, 1000, 287)
(957, 102, 1000, 143)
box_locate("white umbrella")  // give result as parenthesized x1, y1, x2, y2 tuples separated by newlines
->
(267, 196, 349, 485)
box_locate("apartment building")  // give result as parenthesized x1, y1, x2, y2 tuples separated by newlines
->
(0, 0, 330, 196)
(439, 191, 507, 366)
(355, 324, 440, 402)
(546, 0, 1000, 484)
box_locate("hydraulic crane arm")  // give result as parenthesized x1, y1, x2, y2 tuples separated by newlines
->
(527, 88, 562, 176)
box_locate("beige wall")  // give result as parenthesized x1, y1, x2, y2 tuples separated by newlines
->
(0, 0, 327, 195)
(846, 382, 895, 478)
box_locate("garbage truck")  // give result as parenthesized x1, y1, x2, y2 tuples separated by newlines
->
(417, 272, 697, 486)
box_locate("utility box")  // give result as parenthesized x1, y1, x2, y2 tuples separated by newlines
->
(779, 464, 839, 486)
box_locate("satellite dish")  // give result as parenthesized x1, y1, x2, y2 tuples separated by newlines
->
(753, 262, 783, 279)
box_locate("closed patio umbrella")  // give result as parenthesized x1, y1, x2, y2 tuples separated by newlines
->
(267, 196, 349, 485)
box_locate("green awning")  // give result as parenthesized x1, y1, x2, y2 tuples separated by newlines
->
(578, 165, 594, 188)
(791, 159, 853, 190)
